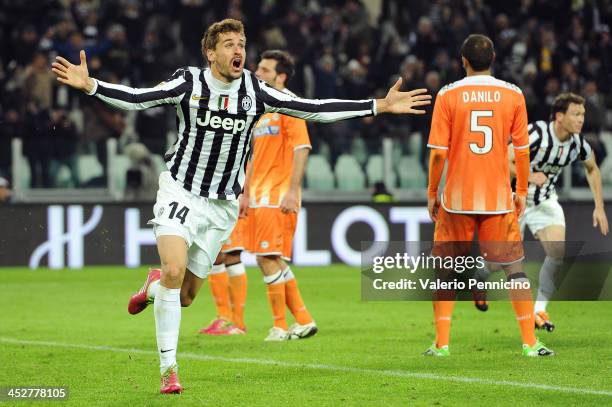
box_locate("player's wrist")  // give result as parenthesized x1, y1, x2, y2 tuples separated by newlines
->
(84, 78, 97, 95)
(375, 98, 388, 114)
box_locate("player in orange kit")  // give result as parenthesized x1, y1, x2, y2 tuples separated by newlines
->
(200, 50, 317, 341)
(425, 34, 554, 357)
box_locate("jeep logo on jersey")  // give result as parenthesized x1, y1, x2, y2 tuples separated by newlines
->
(196, 110, 247, 134)
(241, 95, 252, 111)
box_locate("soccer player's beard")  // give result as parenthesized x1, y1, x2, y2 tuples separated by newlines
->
(216, 60, 242, 83)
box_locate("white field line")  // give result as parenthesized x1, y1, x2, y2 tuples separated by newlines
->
(1, 337, 611, 397)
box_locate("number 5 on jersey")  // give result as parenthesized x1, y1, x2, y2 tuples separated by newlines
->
(470, 110, 493, 154)
(168, 201, 190, 224)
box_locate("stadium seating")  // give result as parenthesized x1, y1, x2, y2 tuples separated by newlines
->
(151, 154, 167, 174)
(397, 156, 426, 188)
(335, 154, 366, 190)
(350, 137, 368, 166)
(306, 154, 335, 190)
(365, 154, 397, 187)
(77, 155, 104, 185)
(109, 155, 131, 192)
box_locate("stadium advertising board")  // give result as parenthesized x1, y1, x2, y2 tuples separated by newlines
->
(0, 203, 609, 268)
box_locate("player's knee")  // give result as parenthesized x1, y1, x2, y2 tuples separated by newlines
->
(225, 251, 241, 265)
(161, 261, 186, 283)
(256, 255, 278, 269)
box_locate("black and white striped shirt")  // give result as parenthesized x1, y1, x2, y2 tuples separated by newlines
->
(87, 67, 376, 199)
(526, 120, 592, 205)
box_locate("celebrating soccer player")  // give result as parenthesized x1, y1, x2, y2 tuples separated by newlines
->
(200, 50, 317, 341)
(425, 34, 554, 357)
(52, 19, 431, 393)
(476, 93, 609, 331)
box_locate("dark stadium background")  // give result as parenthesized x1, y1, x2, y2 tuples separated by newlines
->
(0, 0, 611, 267)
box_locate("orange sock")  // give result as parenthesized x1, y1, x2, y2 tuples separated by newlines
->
(266, 283, 287, 330)
(284, 276, 312, 325)
(433, 300, 455, 348)
(511, 300, 537, 346)
(208, 266, 231, 320)
(508, 273, 536, 346)
(229, 273, 248, 330)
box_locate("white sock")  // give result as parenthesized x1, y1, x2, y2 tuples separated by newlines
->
(154, 284, 181, 373)
(263, 269, 284, 285)
(534, 256, 562, 313)
(226, 262, 245, 277)
(472, 263, 491, 282)
(209, 263, 226, 275)
(282, 266, 294, 281)
(147, 279, 160, 300)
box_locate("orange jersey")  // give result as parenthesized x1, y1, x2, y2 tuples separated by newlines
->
(248, 105, 311, 207)
(428, 75, 529, 214)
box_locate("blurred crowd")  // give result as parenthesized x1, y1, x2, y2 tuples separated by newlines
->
(1, 0, 611, 190)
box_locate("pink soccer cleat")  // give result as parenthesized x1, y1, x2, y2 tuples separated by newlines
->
(198, 318, 245, 335)
(160, 365, 183, 394)
(127, 269, 161, 315)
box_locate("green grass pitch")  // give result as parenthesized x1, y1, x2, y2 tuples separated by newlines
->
(1, 265, 611, 406)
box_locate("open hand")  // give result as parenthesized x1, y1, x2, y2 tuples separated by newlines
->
(51, 50, 94, 93)
(377, 78, 432, 115)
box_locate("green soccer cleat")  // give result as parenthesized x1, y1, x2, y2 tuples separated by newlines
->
(423, 344, 450, 357)
(522, 339, 555, 357)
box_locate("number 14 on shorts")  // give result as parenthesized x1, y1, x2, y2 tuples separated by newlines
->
(167, 201, 190, 224)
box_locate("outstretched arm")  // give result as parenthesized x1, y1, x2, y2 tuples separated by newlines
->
(52, 50, 189, 110)
(255, 75, 431, 123)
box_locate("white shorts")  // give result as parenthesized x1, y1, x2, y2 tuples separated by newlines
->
(520, 198, 566, 237)
(149, 172, 239, 279)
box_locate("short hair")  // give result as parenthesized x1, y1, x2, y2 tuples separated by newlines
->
(201, 19, 245, 63)
(260, 50, 295, 82)
(460, 34, 495, 71)
(550, 92, 585, 121)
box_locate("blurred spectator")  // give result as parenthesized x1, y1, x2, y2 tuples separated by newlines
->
(124, 142, 159, 201)
(136, 106, 168, 156)
(103, 24, 131, 82)
(22, 53, 55, 112)
(23, 102, 53, 188)
(0, 177, 11, 203)
(582, 81, 608, 166)
(0, 109, 25, 179)
(372, 181, 395, 203)
(415, 71, 441, 170)
(49, 109, 80, 187)
(81, 74, 125, 180)
(1, 0, 612, 194)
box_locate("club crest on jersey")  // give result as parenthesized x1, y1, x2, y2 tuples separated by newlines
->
(218, 95, 230, 110)
(241, 95, 253, 111)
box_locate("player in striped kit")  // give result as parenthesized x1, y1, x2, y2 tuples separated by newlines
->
(512, 93, 608, 330)
(52, 19, 431, 393)
(474, 93, 608, 330)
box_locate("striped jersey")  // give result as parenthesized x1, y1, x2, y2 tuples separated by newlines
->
(87, 67, 376, 200)
(526, 120, 592, 206)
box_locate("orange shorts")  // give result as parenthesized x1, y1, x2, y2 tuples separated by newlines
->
(247, 207, 297, 260)
(433, 208, 524, 264)
(222, 216, 249, 253)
